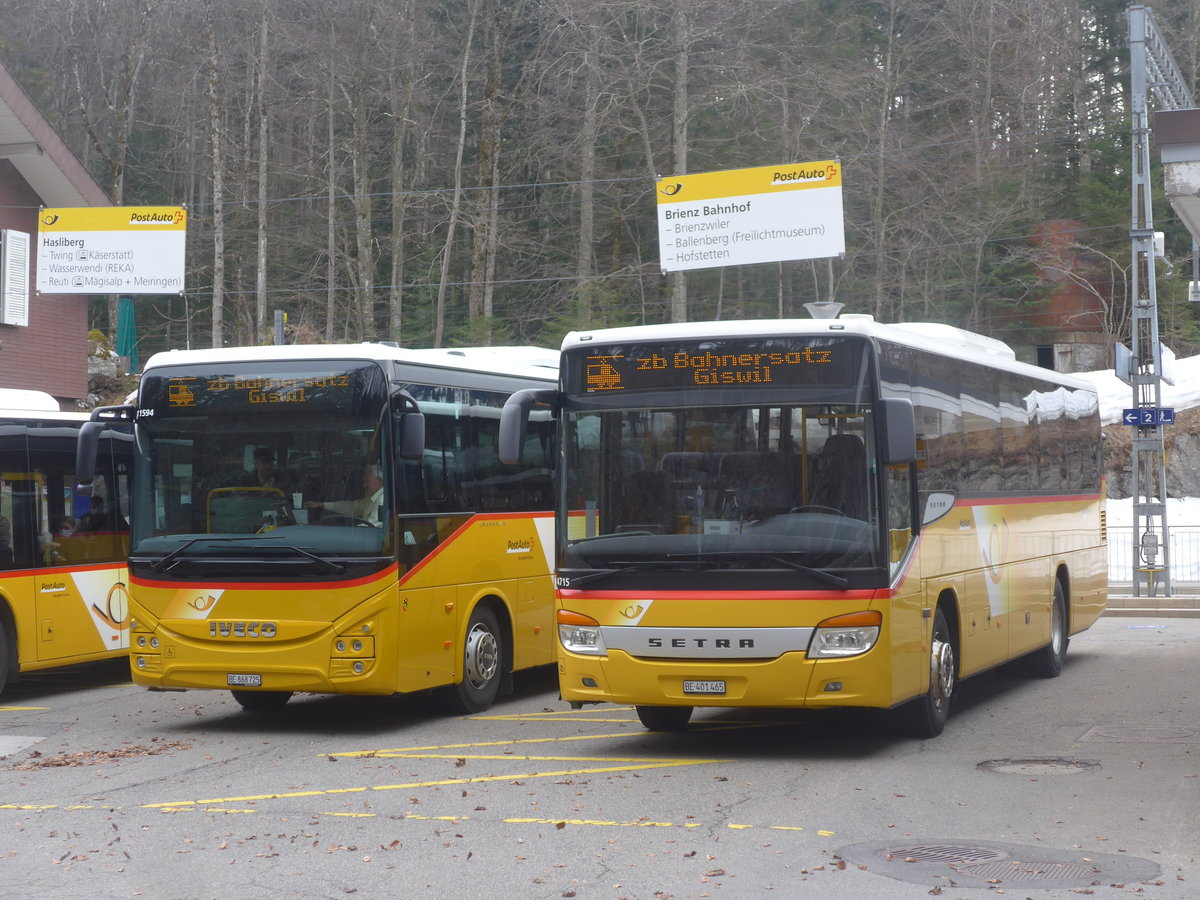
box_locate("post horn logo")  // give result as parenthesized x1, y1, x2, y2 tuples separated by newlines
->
(659, 183, 683, 196)
(92, 583, 131, 630)
(41, 213, 59, 226)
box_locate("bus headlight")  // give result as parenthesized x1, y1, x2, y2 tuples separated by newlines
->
(557, 609, 607, 656)
(808, 611, 882, 659)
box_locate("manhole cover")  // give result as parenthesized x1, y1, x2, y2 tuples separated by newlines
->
(839, 839, 1161, 890)
(955, 860, 1098, 882)
(878, 844, 1007, 865)
(1080, 725, 1200, 743)
(978, 757, 1100, 775)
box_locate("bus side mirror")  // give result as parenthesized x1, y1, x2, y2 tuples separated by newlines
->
(398, 412, 425, 460)
(500, 388, 559, 464)
(75, 420, 103, 496)
(75, 405, 135, 496)
(880, 397, 916, 465)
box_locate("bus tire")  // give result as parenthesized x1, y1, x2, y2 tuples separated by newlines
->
(1025, 579, 1068, 678)
(452, 604, 504, 714)
(899, 606, 955, 739)
(0, 620, 10, 696)
(635, 705, 692, 731)
(231, 690, 293, 711)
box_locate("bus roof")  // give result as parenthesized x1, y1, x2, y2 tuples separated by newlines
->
(142, 343, 559, 383)
(560, 316, 1094, 391)
(0, 408, 88, 422)
(0, 387, 62, 411)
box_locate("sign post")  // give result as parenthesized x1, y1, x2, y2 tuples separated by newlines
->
(35, 206, 186, 295)
(656, 162, 844, 273)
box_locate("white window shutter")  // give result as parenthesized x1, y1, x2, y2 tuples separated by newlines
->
(1, 229, 30, 327)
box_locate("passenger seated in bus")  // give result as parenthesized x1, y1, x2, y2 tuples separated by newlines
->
(78, 496, 110, 533)
(305, 464, 385, 525)
(40, 527, 65, 566)
(0, 510, 14, 568)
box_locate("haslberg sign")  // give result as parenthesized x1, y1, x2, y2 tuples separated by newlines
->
(656, 162, 844, 273)
(36, 206, 186, 295)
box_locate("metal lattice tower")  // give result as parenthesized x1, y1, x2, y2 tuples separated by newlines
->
(1126, 6, 1193, 597)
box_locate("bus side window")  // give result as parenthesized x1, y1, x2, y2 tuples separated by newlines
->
(886, 463, 915, 569)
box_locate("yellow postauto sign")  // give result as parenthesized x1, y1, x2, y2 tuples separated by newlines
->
(655, 162, 844, 273)
(36, 206, 187, 295)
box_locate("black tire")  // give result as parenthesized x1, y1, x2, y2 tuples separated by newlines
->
(231, 690, 293, 711)
(635, 705, 693, 731)
(451, 604, 504, 714)
(0, 622, 10, 696)
(899, 606, 955, 739)
(1025, 579, 1069, 678)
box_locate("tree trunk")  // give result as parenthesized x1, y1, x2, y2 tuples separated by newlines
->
(205, 0, 225, 348)
(255, 4, 269, 344)
(669, 0, 690, 324)
(435, 0, 479, 348)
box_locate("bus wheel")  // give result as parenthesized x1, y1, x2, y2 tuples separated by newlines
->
(900, 607, 955, 739)
(0, 623, 10, 695)
(1025, 580, 1069, 678)
(231, 690, 293, 711)
(635, 705, 692, 731)
(453, 605, 503, 714)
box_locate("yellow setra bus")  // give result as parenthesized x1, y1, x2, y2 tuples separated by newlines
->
(79, 344, 557, 712)
(500, 314, 1107, 737)
(0, 390, 132, 694)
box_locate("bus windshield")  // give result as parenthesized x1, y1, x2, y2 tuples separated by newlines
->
(561, 401, 883, 578)
(131, 360, 390, 559)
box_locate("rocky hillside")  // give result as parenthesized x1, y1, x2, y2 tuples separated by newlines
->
(1104, 405, 1200, 499)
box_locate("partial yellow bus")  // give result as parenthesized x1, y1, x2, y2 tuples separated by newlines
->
(80, 345, 557, 713)
(0, 391, 132, 693)
(500, 315, 1106, 737)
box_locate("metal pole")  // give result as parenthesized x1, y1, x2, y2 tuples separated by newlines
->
(1127, 6, 1173, 597)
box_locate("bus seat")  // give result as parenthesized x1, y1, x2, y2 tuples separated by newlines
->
(717, 451, 793, 520)
(809, 434, 868, 520)
(660, 451, 719, 488)
(617, 470, 674, 534)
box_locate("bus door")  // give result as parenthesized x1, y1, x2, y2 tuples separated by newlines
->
(30, 429, 129, 662)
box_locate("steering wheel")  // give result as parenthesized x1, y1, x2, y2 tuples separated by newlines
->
(320, 514, 376, 528)
(790, 505, 846, 516)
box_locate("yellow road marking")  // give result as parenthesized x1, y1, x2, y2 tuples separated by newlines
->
(0, 706, 50, 711)
(141, 758, 718, 809)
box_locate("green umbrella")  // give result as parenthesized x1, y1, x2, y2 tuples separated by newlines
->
(114, 295, 139, 373)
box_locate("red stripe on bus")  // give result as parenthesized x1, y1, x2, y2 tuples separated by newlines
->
(559, 589, 889, 601)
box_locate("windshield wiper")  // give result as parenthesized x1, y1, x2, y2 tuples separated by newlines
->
(560, 566, 641, 587)
(562, 557, 704, 586)
(665, 551, 850, 589)
(150, 536, 346, 575)
(568, 531, 659, 545)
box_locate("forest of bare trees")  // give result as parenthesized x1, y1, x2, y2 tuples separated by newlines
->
(1, 0, 1199, 359)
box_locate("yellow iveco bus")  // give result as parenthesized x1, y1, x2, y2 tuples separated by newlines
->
(500, 314, 1106, 737)
(78, 344, 557, 713)
(0, 390, 132, 693)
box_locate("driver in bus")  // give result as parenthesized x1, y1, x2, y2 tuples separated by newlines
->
(305, 465, 384, 526)
(241, 446, 296, 494)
